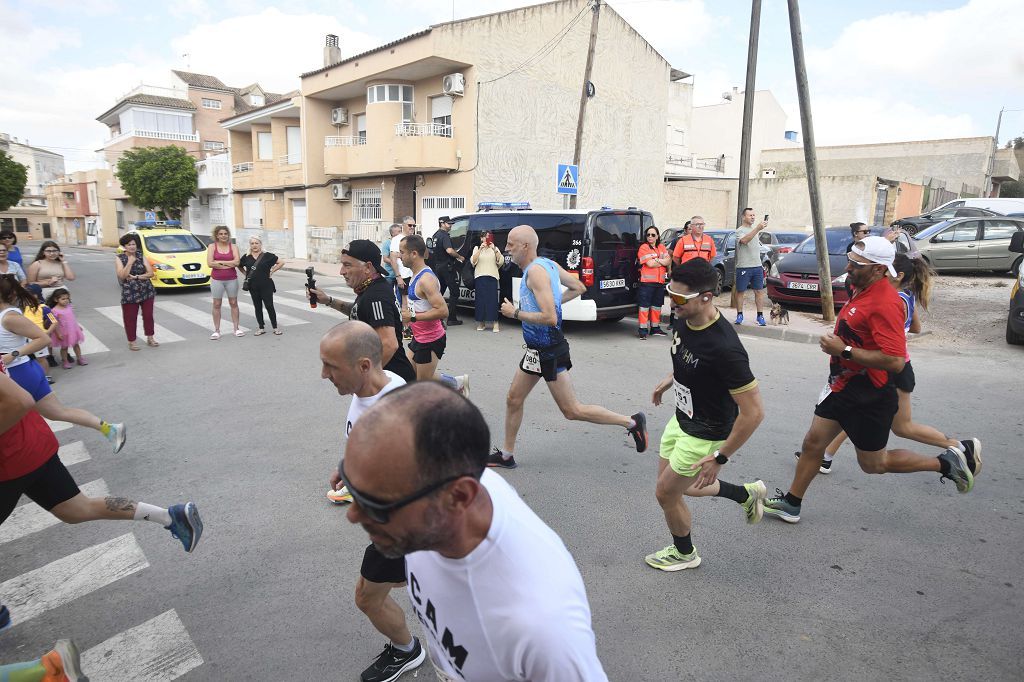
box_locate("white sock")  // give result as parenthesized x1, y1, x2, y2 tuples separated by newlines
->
(134, 503, 172, 526)
(823, 453, 834, 462)
(392, 638, 415, 653)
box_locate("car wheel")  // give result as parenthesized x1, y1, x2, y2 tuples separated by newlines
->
(1012, 255, 1023, 277)
(1008, 317, 1024, 345)
(714, 267, 724, 296)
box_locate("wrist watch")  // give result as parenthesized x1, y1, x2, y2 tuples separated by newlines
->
(410, 311, 417, 322)
(713, 450, 729, 465)
(841, 345, 853, 360)
(10, 350, 20, 360)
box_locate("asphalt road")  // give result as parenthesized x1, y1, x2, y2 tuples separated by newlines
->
(1, 247, 1021, 681)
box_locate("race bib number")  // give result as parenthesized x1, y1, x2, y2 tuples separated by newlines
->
(521, 348, 542, 374)
(817, 382, 832, 406)
(673, 380, 693, 419)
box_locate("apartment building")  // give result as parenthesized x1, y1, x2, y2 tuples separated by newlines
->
(0, 133, 65, 241)
(94, 70, 283, 236)
(220, 0, 663, 261)
(44, 169, 118, 246)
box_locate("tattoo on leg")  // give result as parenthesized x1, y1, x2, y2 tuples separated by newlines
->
(104, 496, 137, 513)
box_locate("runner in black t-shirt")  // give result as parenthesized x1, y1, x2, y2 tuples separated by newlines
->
(308, 240, 415, 383)
(645, 259, 767, 572)
(430, 216, 464, 325)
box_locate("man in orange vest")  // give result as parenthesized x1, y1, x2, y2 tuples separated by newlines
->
(672, 216, 717, 266)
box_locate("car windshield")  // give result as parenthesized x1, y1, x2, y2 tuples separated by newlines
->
(776, 233, 806, 244)
(912, 221, 955, 240)
(144, 233, 205, 253)
(794, 230, 859, 255)
(706, 232, 728, 250)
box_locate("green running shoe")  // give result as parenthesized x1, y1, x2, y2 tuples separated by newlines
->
(741, 480, 767, 524)
(644, 545, 701, 572)
(763, 489, 801, 523)
(939, 446, 974, 493)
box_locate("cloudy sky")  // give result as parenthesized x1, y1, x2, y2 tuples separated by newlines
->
(2, 0, 1021, 171)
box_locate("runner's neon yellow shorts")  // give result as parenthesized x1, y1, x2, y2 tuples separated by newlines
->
(659, 416, 724, 477)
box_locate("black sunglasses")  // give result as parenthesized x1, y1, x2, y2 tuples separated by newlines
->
(339, 460, 474, 524)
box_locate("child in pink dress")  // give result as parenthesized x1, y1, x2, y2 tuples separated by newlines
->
(46, 288, 87, 369)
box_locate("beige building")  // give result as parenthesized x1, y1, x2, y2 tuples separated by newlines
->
(221, 0, 672, 261)
(0, 133, 65, 242)
(44, 169, 118, 246)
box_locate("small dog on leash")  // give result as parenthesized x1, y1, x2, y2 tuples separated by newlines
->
(770, 302, 790, 325)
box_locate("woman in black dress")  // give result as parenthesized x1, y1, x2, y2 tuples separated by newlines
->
(238, 237, 283, 335)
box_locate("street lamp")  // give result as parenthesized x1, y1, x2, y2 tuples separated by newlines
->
(984, 106, 1023, 197)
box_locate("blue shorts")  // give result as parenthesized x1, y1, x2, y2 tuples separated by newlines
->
(8, 360, 52, 402)
(736, 266, 765, 291)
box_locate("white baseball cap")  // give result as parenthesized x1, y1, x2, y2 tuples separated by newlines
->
(851, 235, 897, 277)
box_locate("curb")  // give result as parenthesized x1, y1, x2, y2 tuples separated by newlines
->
(732, 324, 821, 345)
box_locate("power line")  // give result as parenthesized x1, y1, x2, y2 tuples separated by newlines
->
(480, 1, 594, 85)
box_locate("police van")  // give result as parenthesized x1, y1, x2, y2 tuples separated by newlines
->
(449, 203, 655, 321)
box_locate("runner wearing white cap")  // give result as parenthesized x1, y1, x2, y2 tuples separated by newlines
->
(763, 236, 980, 523)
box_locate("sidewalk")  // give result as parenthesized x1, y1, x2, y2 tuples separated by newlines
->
(278, 257, 343, 278)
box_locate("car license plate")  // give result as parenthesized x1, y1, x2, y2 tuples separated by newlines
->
(182, 272, 206, 280)
(787, 281, 818, 291)
(599, 278, 625, 290)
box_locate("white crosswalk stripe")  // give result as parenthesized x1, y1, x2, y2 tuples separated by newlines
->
(155, 300, 250, 333)
(82, 609, 204, 681)
(236, 300, 310, 327)
(77, 322, 111, 356)
(58, 440, 90, 467)
(95, 306, 186, 343)
(0, 533, 149, 626)
(272, 294, 342, 316)
(1, 479, 109, 545)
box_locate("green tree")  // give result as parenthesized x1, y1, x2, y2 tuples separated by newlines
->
(115, 146, 197, 220)
(1005, 136, 1024, 149)
(999, 180, 1023, 198)
(0, 151, 28, 213)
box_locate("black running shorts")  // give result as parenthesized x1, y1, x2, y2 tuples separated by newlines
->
(360, 543, 407, 584)
(893, 360, 915, 393)
(814, 374, 898, 452)
(520, 340, 572, 383)
(408, 335, 446, 364)
(0, 452, 80, 525)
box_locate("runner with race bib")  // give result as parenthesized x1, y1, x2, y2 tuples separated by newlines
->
(646, 259, 767, 571)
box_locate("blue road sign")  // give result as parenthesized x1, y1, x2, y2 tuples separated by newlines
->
(144, 210, 157, 221)
(556, 164, 579, 195)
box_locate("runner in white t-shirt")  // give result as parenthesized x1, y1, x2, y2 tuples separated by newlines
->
(342, 382, 608, 682)
(318, 321, 424, 682)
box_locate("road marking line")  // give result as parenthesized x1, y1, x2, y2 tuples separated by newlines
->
(82, 609, 204, 681)
(271, 296, 337, 316)
(58, 440, 90, 467)
(155, 301, 249, 333)
(45, 418, 72, 432)
(78, 323, 111, 356)
(1, 479, 109, 544)
(235, 301, 309, 327)
(0, 533, 149, 626)
(95, 306, 186, 343)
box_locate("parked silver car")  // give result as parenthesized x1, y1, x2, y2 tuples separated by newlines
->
(913, 217, 1024, 274)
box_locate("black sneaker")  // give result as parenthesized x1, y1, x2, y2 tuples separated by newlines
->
(486, 447, 518, 469)
(638, 329, 648, 340)
(960, 438, 982, 476)
(628, 412, 648, 453)
(361, 638, 426, 682)
(447, 318, 464, 326)
(938, 447, 974, 493)
(650, 327, 668, 337)
(793, 450, 832, 474)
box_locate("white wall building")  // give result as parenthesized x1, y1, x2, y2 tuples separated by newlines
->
(188, 153, 235, 235)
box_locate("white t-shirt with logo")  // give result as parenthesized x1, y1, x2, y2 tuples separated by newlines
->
(346, 371, 405, 436)
(405, 470, 607, 682)
(390, 237, 413, 279)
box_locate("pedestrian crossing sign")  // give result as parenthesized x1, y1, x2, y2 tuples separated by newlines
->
(556, 163, 579, 195)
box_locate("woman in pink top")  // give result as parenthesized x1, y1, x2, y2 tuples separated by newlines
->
(206, 226, 243, 339)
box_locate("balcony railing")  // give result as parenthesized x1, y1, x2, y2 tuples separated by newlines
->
(197, 158, 230, 190)
(278, 154, 302, 166)
(394, 122, 453, 138)
(666, 154, 725, 173)
(104, 129, 200, 146)
(325, 136, 367, 147)
(232, 162, 254, 173)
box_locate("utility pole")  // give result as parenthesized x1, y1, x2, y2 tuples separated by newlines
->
(731, 0, 762, 309)
(570, 0, 601, 209)
(787, 0, 834, 320)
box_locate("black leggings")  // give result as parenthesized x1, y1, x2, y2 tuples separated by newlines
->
(249, 285, 278, 329)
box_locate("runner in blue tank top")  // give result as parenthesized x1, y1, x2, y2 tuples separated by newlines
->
(487, 225, 649, 469)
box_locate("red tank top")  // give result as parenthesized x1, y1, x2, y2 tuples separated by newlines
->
(0, 359, 58, 481)
(211, 246, 237, 281)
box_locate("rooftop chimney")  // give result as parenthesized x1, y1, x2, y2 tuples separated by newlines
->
(324, 34, 341, 67)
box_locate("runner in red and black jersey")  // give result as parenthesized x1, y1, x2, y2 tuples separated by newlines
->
(763, 236, 980, 523)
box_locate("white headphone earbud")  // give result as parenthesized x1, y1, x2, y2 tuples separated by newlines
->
(702, 296, 711, 302)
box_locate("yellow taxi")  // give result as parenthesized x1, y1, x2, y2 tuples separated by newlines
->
(123, 221, 212, 289)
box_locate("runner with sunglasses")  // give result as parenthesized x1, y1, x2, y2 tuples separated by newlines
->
(318, 321, 424, 682)
(637, 226, 671, 339)
(342, 381, 607, 681)
(764, 236, 979, 524)
(645, 259, 767, 571)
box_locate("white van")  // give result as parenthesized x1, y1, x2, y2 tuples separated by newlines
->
(933, 197, 1024, 215)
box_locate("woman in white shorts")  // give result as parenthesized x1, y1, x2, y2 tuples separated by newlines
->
(206, 226, 243, 339)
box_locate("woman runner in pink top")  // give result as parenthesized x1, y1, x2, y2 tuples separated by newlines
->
(206, 226, 243, 339)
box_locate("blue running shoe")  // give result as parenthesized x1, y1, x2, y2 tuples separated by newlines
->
(734, 313, 744, 325)
(166, 502, 203, 552)
(0, 604, 10, 632)
(756, 313, 767, 326)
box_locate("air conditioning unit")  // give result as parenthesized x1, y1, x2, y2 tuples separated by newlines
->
(332, 182, 351, 201)
(442, 73, 465, 96)
(331, 107, 348, 125)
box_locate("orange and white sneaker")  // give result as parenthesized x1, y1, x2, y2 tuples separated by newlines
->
(41, 639, 88, 681)
(327, 486, 353, 505)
